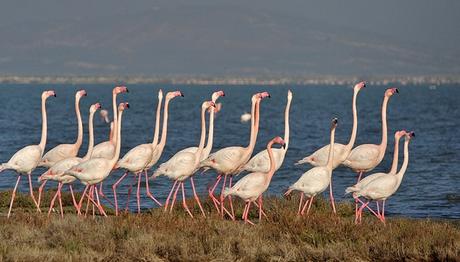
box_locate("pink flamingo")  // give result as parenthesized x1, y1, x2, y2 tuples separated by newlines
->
(284, 118, 338, 215)
(0, 90, 56, 218)
(347, 131, 414, 224)
(200, 92, 270, 218)
(66, 103, 129, 217)
(38, 103, 101, 217)
(242, 90, 292, 173)
(224, 137, 286, 225)
(113, 90, 164, 215)
(152, 101, 216, 218)
(39, 90, 87, 168)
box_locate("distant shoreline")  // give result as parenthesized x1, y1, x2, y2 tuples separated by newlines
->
(0, 75, 459, 86)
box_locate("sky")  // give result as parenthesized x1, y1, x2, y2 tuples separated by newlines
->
(0, 0, 458, 76)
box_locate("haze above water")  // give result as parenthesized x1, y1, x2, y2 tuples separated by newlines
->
(0, 84, 458, 219)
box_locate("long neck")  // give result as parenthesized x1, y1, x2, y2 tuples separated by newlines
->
(326, 127, 336, 170)
(284, 97, 291, 149)
(110, 110, 123, 164)
(38, 97, 48, 151)
(109, 122, 114, 142)
(157, 98, 171, 152)
(195, 106, 207, 164)
(112, 92, 118, 144)
(345, 89, 358, 151)
(266, 141, 276, 180)
(203, 105, 215, 158)
(246, 99, 259, 150)
(396, 139, 409, 179)
(151, 95, 163, 145)
(82, 111, 95, 161)
(378, 96, 389, 159)
(389, 137, 401, 174)
(74, 96, 83, 148)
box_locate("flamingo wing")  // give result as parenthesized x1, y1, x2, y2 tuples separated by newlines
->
(118, 144, 153, 170)
(6, 145, 42, 172)
(42, 144, 76, 163)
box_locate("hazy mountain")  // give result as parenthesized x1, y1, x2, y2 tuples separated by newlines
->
(0, 1, 458, 76)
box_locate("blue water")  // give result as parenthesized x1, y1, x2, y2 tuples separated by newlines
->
(0, 84, 459, 219)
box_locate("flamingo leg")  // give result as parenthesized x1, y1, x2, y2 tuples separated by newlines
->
(164, 180, 178, 212)
(300, 197, 310, 216)
(48, 184, 61, 217)
(145, 170, 162, 206)
(219, 174, 228, 218)
(244, 202, 254, 225)
(112, 171, 129, 216)
(94, 187, 107, 217)
(382, 200, 386, 222)
(136, 172, 142, 214)
(242, 202, 249, 220)
(228, 176, 235, 220)
(37, 179, 48, 208)
(27, 173, 40, 213)
(97, 182, 115, 208)
(85, 186, 93, 217)
(298, 192, 304, 215)
(169, 182, 181, 213)
(376, 201, 381, 218)
(329, 181, 337, 214)
(208, 174, 222, 213)
(306, 196, 314, 215)
(253, 201, 268, 218)
(181, 182, 194, 218)
(354, 172, 364, 220)
(7, 176, 21, 218)
(77, 185, 89, 215)
(124, 174, 136, 212)
(190, 177, 206, 217)
(68, 185, 79, 214)
(57, 183, 64, 218)
(258, 196, 263, 222)
(355, 197, 383, 222)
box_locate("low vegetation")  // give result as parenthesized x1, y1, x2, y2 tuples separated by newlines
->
(0, 190, 458, 261)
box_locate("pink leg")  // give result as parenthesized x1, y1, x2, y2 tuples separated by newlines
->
(85, 186, 93, 217)
(300, 197, 310, 216)
(28, 173, 40, 212)
(124, 177, 135, 212)
(136, 172, 142, 214)
(208, 174, 222, 213)
(68, 185, 79, 214)
(354, 172, 364, 219)
(181, 182, 194, 218)
(376, 201, 381, 218)
(329, 181, 337, 214)
(220, 174, 228, 217)
(37, 179, 48, 208)
(244, 202, 254, 225)
(298, 192, 304, 215)
(258, 196, 263, 222)
(57, 183, 64, 218)
(228, 176, 235, 220)
(97, 182, 115, 208)
(242, 202, 249, 220)
(112, 171, 129, 216)
(7, 176, 21, 218)
(77, 185, 89, 215)
(145, 170, 162, 206)
(306, 196, 314, 215)
(190, 177, 206, 217)
(169, 182, 181, 213)
(357, 171, 364, 182)
(382, 200, 386, 222)
(355, 197, 383, 222)
(164, 180, 178, 211)
(48, 185, 60, 217)
(253, 201, 268, 218)
(94, 187, 107, 217)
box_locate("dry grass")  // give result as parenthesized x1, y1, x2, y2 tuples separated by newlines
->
(0, 190, 459, 261)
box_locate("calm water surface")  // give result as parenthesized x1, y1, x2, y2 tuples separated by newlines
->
(0, 84, 459, 219)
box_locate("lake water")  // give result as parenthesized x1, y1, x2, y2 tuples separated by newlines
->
(0, 84, 458, 219)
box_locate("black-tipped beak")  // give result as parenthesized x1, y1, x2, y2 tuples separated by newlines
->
(410, 132, 415, 137)
(126, 88, 129, 93)
(282, 143, 286, 149)
(395, 88, 399, 93)
(332, 118, 338, 124)
(126, 104, 130, 108)
(268, 94, 271, 98)
(181, 93, 184, 97)
(53, 94, 57, 97)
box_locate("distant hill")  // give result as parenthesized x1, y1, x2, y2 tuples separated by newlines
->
(0, 3, 458, 76)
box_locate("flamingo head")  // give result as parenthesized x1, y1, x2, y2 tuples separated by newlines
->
(259, 91, 271, 99)
(331, 117, 338, 129)
(167, 91, 184, 99)
(113, 86, 129, 94)
(90, 103, 102, 113)
(202, 101, 216, 110)
(43, 90, 56, 99)
(212, 90, 225, 102)
(158, 89, 163, 100)
(406, 131, 415, 140)
(118, 102, 130, 111)
(272, 136, 286, 149)
(385, 87, 399, 97)
(77, 89, 87, 98)
(287, 90, 293, 100)
(395, 130, 407, 139)
(354, 81, 366, 91)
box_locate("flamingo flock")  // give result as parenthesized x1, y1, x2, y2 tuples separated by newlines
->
(0, 83, 414, 225)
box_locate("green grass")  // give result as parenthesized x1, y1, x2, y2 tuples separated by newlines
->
(0, 190, 458, 261)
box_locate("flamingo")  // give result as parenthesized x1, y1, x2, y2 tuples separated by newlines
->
(112, 90, 164, 215)
(100, 109, 110, 123)
(342, 87, 399, 181)
(39, 90, 87, 168)
(91, 86, 128, 159)
(38, 103, 101, 217)
(0, 90, 56, 218)
(66, 102, 129, 217)
(200, 92, 270, 218)
(346, 131, 414, 223)
(223, 137, 286, 225)
(346, 130, 406, 221)
(242, 90, 292, 173)
(295, 81, 365, 168)
(284, 118, 338, 216)
(152, 100, 216, 218)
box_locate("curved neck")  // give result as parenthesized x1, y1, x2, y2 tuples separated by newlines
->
(396, 139, 409, 176)
(284, 97, 291, 149)
(157, 97, 171, 152)
(246, 99, 259, 150)
(82, 110, 96, 161)
(38, 97, 48, 151)
(110, 110, 123, 164)
(378, 96, 390, 159)
(203, 104, 215, 158)
(345, 89, 359, 151)
(112, 92, 118, 144)
(389, 136, 401, 174)
(266, 141, 276, 180)
(195, 106, 207, 164)
(326, 127, 336, 169)
(109, 122, 114, 142)
(151, 94, 163, 145)
(74, 95, 83, 148)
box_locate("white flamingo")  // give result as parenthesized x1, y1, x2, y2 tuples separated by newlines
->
(242, 90, 292, 173)
(346, 131, 414, 223)
(0, 90, 56, 218)
(296, 81, 365, 168)
(38, 103, 101, 217)
(342, 87, 399, 181)
(345, 130, 406, 222)
(112, 90, 164, 215)
(152, 100, 216, 218)
(224, 137, 286, 225)
(39, 89, 87, 167)
(200, 92, 270, 218)
(284, 118, 338, 215)
(66, 103, 129, 217)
